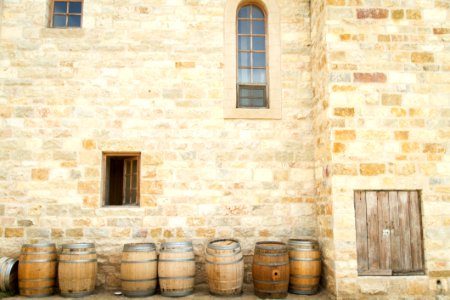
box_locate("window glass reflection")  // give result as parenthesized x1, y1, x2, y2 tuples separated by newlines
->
(68, 15, 81, 27)
(69, 2, 82, 13)
(54, 2, 67, 13)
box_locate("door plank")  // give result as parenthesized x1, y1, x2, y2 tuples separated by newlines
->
(378, 191, 391, 271)
(389, 191, 402, 272)
(355, 191, 369, 273)
(366, 191, 380, 271)
(398, 191, 412, 271)
(409, 191, 423, 271)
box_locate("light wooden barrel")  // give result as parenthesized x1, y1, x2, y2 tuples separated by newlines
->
(58, 243, 97, 298)
(18, 243, 57, 297)
(205, 238, 244, 296)
(288, 239, 321, 295)
(120, 243, 157, 297)
(252, 241, 289, 299)
(158, 241, 195, 297)
(0, 257, 18, 293)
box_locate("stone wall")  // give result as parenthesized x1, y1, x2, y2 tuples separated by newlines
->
(322, 0, 450, 298)
(0, 0, 315, 289)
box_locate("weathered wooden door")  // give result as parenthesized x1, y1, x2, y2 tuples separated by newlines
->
(354, 190, 423, 275)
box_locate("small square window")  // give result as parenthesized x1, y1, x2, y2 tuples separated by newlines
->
(237, 85, 267, 108)
(51, 0, 83, 28)
(103, 153, 140, 206)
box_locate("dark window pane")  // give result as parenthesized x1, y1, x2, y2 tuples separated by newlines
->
(54, 1, 67, 13)
(253, 69, 266, 83)
(238, 36, 251, 51)
(239, 98, 251, 107)
(68, 15, 81, 27)
(238, 20, 250, 34)
(238, 52, 251, 67)
(252, 89, 264, 98)
(53, 15, 66, 27)
(253, 20, 265, 34)
(238, 5, 250, 18)
(252, 6, 264, 18)
(253, 52, 266, 67)
(253, 36, 265, 50)
(238, 69, 251, 83)
(69, 2, 82, 13)
(240, 88, 250, 97)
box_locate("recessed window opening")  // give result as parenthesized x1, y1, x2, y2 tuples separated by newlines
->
(103, 153, 140, 206)
(237, 4, 267, 108)
(51, 0, 83, 28)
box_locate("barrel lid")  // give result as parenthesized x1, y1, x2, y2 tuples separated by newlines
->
(255, 241, 287, 250)
(62, 243, 95, 249)
(123, 243, 156, 252)
(288, 239, 319, 246)
(208, 238, 240, 250)
(161, 241, 193, 248)
(22, 243, 56, 248)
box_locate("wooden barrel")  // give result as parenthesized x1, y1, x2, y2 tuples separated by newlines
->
(0, 257, 18, 293)
(18, 243, 57, 297)
(58, 243, 97, 297)
(205, 238, 244, 296)
(158, 241, 195, 297)
(252, 241, 289, 299)
(121, 243, 157, 297)
(288, 239, 321, 295)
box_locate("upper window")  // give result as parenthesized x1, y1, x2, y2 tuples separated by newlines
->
(237, 5, 267, 108)
(223, 0, 281, 119)
(103, 153, 140, 206)
(51, 0, 83, 28)
(354, 190, 424, 275)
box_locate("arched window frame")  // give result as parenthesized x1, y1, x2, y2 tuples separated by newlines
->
(224, 0, 281, 119)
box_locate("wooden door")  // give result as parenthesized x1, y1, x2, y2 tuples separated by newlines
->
(354, 190, 423, 275)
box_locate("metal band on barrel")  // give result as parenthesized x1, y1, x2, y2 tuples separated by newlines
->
(205, 256, 243, 265)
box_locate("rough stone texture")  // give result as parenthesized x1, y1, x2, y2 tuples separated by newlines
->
(0, 0, 316, 291)
(1, 0, 449, 298)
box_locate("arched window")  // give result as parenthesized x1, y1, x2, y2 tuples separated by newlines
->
(237, 4, 267, 108)
(224, 0, 281, 119)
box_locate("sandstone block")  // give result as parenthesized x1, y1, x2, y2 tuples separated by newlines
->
(357, 9, 388, 19)
(360, 163, 386, 176)
(354, 72, 386, 83)
(5, 228, 24, 237)
(412, 52, 434, 63)
(31, 168, 49, 180)
(335, 130, 356, 140)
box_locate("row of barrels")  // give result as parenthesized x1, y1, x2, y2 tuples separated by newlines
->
(0, 239, 321, 299)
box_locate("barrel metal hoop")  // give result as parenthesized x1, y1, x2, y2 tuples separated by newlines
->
(121, 278, 157, 282)
(289, 289, 319, 295)
(289, 283, 319, 289)
(208, 239, 240, 250)
(122, 289, 155, 297)
(3, 258, 17, 290)
(288, 247, 319, 251)
(19, 259, 57, 263)
(254, 288, 288, 294)
(59, 259, 97, 263)
(20, 251, 57, 255)
(205, 257, 243, 265)
(158, 258, 194, 262)
(60, 291, 94, 298)
(19, 293, 54, 298)
(160, 248, 193, 253)
(253, 279, 289, 284)
(160, 241, 193, 248)
(209, 290, 243, 298)
(123, 243, 156, 252)
(255, 252, 287, 257)
(289, 257, 321, 261)
(121, 259, 157, 263)
(161, 289, 193, 297)
(253, 261, 289, 266)
(22, 243, 56, 248)
(19, 278, 55, 282)
(158, 276, 194, 280)
(290, 275, 320, 279)
(255, 241, 287, 251)
(19, 286, 54, 290)
(61, 243, 95, 249)
(60, 251, 97, 255)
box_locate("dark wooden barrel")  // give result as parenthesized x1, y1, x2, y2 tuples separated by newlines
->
(158, 241, 195, 297)
(0, 257, 18, 293)
(252, 241, 289, 299)
(18, 243, 57, 297)
(58, 243, 97, 297)
(205, 238, 244, 296)
(288, 239, 321, 295)
(121, 243, 157, 297)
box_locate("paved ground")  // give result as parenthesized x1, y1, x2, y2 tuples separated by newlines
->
(2, 284, 331, 299)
